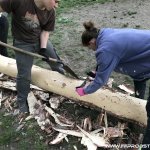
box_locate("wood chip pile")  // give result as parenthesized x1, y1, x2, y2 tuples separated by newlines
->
(0, 73, 144, 150)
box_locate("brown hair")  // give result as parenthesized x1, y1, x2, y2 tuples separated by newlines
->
(81, 21, 99, 46)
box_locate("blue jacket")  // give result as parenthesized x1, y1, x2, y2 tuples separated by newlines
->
(84, 28, 150, 94)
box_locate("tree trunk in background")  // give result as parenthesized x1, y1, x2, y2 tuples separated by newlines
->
(0, 55, 147, 126)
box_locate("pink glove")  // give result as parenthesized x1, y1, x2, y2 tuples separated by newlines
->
(76, 87, 85, 96)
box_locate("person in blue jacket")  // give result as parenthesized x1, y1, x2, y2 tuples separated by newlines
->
(76, 21, 150, 147)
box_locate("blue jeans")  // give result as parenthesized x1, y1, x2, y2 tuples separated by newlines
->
(13, 39, 63, 112)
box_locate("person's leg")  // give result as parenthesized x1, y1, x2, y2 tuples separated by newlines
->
(0, 16, 9, 57)
(142, 94, 150, 148)
(13, 39, 34, 113)
(134, 79, 147, 99)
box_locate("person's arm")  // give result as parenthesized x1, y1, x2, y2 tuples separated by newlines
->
(84, 51, 119, 94)
(40, 30, 50, 48)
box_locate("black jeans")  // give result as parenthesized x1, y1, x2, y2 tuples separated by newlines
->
(142, 96, 150, 148)
(141, 81, 150, 148)
(133, 79, 150, 147)
(134, 79, 149, 99)
(0, 15, 9, 57)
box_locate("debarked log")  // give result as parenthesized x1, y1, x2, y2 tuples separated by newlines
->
(0, 55, 147, 126)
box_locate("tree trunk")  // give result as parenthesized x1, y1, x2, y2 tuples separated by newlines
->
(0, 55, 147, 125)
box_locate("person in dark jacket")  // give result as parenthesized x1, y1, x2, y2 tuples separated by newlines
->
(0, 12, 9, 57)
(76, 21, 150, 148)
(0, 0, 64, 115)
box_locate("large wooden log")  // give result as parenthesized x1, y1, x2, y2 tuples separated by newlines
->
(0, 55, 147, 125)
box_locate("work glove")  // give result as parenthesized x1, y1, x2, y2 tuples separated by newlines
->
(76, 87, 86, 96)
(39, 48, 49, 61)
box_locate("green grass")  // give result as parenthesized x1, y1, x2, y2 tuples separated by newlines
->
(56, 0, 111, 14)
(0, 111, 48, 150)
(0, 112, 18, 145)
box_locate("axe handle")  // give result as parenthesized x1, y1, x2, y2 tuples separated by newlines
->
(0, 41, 80, 79)
(0, 41, 60, 63)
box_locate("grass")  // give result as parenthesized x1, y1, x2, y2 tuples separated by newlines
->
(0, 112, 17, 145)
(0, 110, 48, 150)
(56, 0, 112, 14)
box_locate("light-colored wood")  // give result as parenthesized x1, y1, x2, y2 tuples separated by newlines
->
(0, 55, 147, 125)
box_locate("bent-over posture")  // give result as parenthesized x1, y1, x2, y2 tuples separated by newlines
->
(76, 21, 150, 147)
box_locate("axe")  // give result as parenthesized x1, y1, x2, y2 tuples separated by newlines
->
(0, 41, 79, 79)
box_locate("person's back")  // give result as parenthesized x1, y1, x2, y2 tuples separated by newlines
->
(96, 28, 150, 80)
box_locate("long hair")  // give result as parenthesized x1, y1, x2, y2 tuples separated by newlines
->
(81, 21, 99, 46)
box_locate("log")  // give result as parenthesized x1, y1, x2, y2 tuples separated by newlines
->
(0, 55, 147, 125)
